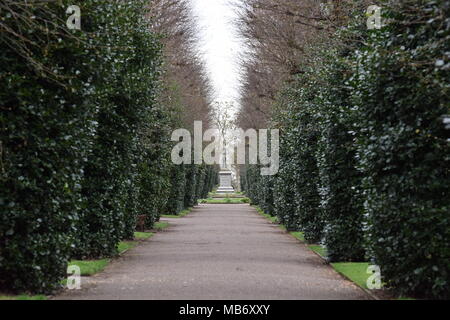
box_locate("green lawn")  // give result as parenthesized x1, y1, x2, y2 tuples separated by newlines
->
(0, 294, 47, 300)
(161, 208, 192, 218)
(134, 231, 154, 240)
(209, 191, 245, 198)
(201, 198, 250, 204)
(308, 245, 327, 258)
(290, 232, 305, 242)
(262, 213, 277, 223)
(68, 258, 110, 276)
(153, 221, 169, 231)
(331, 262, 371, 289)
(118, 241, 137, 254)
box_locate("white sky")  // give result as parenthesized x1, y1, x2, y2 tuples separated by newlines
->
(188, 0, 246, 112)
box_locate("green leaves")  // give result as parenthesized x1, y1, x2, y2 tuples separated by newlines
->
(244, 0, 449, 299)
(351, 0, 450, 299)
(0, 0, 205, 294)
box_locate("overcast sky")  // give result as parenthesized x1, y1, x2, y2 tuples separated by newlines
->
(189, 0, 246, 112)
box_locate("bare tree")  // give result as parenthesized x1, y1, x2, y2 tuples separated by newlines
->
(148, 0, 213, 130)
(210, 101, 237, 167)
(235, 0, 370, 129)
(0, 0, 80, 81)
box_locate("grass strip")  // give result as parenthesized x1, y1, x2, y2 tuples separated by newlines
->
(331, 262, 371, 289)
(118, 241, 137, 254)
(308, 245, 328, 258)
(201, 198, 250, 204)
(210, 193, 246, 199)
(134, 231, 154, 240)
(253, 206, 278, 223)
(161, 208, 192, 218)
(68, 259, 110, 276)
(290, 231, 305, 242)
(153, 221, 169, 231)
(0, 294, 47, 300)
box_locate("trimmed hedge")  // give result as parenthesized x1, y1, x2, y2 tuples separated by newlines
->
(314, 30, 367, 262)
(184, 164, 198, 208)
(0, 0, 97, 293)
(350, 0, 450, 298)
(67, 0, 165, 259)
(243, 0, 449, 298)
(202, 166, 217, 198)
(165, 164, 187, 215)
(0, 0, 218, 294)
(289, 84, 323, 244)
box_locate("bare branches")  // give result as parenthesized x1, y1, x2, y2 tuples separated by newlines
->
(148, 0, 212, 129)
(0, 0, 78, 80)
(235, 0, 371, 129)
(235, 0, 321, 129)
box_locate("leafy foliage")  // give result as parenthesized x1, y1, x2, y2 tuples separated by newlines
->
(72, 0, 164, 259)
(0, 0, 97, 293)
(165, 164, 187, 215)
(350, 0, 450, 298)
(0, 0, 217, 294)
(243, 0, 449, 298)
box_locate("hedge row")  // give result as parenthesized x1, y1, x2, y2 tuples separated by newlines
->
(0, 0, 215, 294)
(243, 0, 449, 299)
(165, 164, 217, 216)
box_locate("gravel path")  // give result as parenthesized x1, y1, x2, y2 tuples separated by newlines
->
(54, 204, 370, 300)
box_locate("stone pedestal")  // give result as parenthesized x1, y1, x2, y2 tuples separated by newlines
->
(216, 170, 235, 194)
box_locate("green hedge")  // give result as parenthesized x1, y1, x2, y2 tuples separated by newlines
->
(202, 166, 217, 198)
(267, 78, 324, 242)
(69, 0, 164, 259)
(289, 84, 323, 243)
(165, 162, 216, 216)
(165, 165, 187, 215)
(313, 26, 367, 262)
(183, 164, 197, 208)
(243, 165, 260, 204)
(195, 165, 206, 200)
(0, 0, 178, 293)
(243, 0, 449, 298)
(259, 176, 274, 216)
(350, 0, 450, 298)
(0, 0, 96, 293)
(196, 165, 215, 200)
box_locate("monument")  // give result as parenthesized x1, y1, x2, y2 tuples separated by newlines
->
(216, 170, 235, 194)
(216, 146, 235, 194)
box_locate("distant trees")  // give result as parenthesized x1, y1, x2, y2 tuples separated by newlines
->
(237, 0, 323, 129)
(149, 0, 212, 130)
(149, 0, 218, 216)
(236, 0, 372, 129)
